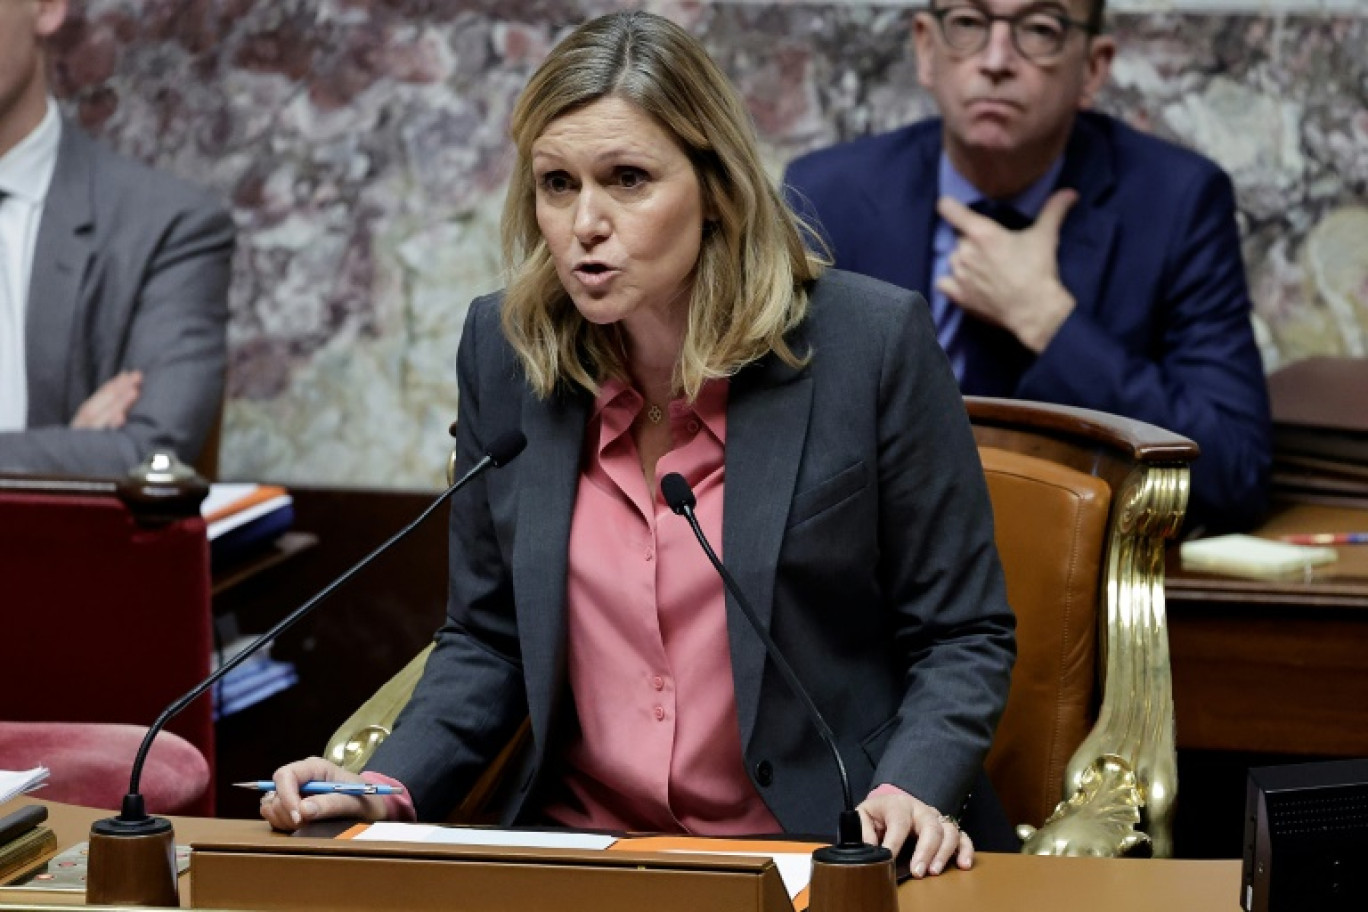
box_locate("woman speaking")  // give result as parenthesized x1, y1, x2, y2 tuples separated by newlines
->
(261, 10, 1015, 881)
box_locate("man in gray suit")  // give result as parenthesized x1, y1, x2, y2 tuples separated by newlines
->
(0, 0, 232, 477)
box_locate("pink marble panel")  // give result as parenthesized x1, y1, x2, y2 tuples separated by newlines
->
(49, 2, 1368, 485)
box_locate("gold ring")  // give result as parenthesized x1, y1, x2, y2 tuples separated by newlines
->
(938, 813, 959, 827)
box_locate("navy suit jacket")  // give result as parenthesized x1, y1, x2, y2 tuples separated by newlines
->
(368, 270, 1016, 837)
(783, 112, 1272, 530)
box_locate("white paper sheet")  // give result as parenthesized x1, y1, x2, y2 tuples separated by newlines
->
(353, 821, 617, 851)
(350, 823, 809, 898)
(0, 766, 49, 804)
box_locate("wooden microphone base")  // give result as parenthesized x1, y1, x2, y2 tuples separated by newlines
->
(87, 815, 179, 907)
(809, 843, 898, 912)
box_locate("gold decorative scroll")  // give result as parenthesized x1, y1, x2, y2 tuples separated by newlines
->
(1023, 463, 1188, 858)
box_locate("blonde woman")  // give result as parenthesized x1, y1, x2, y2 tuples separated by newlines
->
(264, 10, 1014, 879)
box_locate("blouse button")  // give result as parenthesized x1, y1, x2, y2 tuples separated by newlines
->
(653, 705, 665, 721)
(652, 675, 665, 691)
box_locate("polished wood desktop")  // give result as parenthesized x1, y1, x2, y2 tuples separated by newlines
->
(0, 797, 1241, 911)
(1167, 499, 1368, 756)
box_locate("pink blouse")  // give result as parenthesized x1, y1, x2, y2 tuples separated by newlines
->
(541, 377, 781, 834)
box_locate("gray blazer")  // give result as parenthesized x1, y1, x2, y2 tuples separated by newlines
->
(0, 120, 233, 477)
(369, 269, 1016, 836)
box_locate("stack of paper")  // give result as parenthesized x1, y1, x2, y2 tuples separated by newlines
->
(0, 767, 48, 805)
(200, 483, 295, 566)
(1180, 534, 1338, 579)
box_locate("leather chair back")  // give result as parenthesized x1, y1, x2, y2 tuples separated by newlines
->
(966, 396, 1197, 856)
(979, 446, 1109, 830)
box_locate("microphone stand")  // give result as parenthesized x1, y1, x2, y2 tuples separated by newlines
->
(85, 431, 526, 906)
(660, 473, 897, 912)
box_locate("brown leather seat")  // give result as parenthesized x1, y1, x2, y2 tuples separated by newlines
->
(967, 396, 1198, 857)
(980, 446, 1107, 836)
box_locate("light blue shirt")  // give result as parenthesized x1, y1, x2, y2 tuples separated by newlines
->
(931, 153, 1064, 381)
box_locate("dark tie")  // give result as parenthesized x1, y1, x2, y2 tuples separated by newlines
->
(953, 198, 1036, 397)
(969, 198, 1034, 231)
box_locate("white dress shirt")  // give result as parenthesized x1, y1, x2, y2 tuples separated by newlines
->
(0, 99, 62, 431)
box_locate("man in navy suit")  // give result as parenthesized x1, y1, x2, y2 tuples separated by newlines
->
(784, 0, 1271, 530)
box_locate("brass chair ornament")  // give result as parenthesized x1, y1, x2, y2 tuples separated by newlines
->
(1040, 460, 1187, 858)
(1017, 754, 1151, 857)
(326, 644, 434, 773)
(969, 397, 1193, 859)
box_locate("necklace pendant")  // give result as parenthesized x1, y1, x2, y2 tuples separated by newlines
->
(646, 404, 664, 424)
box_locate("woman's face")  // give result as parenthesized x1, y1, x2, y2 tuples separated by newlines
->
(532, 96, 706, 339)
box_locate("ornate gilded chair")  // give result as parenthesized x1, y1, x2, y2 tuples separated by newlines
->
(327, 399, 1198, 852)
(968, 396, 1196, 858)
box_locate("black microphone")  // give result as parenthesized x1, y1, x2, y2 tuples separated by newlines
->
(86, 428, 527, 906)
(659, 472, 879, 857)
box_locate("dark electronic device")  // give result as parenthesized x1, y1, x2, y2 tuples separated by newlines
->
(1242, 758, 1368, 912)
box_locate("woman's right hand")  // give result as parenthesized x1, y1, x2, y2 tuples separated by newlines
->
(258, 757, 387, 832)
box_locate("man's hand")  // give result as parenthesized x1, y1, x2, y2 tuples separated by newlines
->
(857, 788, 973, 878)
(937, 189, 1079, 353)
(71, 370, 143, 429)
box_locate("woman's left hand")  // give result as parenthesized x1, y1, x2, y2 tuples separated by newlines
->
(856, 789, 973, 877)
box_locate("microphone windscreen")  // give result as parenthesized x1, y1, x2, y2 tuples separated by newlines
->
(486, 430, 527, 467)
(660, 472, 696, 514)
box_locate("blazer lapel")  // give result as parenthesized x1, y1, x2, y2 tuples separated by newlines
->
(723, 351, 813, 746)
(1056, 115, 1119, 322)
(512, 385, 589, 754)
(26, 121, 95, 425)
(869, 130, 941, 296)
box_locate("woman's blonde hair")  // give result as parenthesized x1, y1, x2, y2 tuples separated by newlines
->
(500, 10, 824, 399)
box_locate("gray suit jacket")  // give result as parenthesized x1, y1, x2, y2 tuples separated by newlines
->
(0, 120, 233, 477)
(369, 269, 1016, 836)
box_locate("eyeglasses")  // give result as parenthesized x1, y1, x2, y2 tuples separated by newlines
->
(926, 4, 1098, 61)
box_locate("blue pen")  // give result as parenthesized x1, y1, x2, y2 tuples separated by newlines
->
(234, 780, 405, 796)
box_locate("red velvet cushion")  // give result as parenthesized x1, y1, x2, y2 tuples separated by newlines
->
(0, 492, 215, 815)
(0, 721, 209, 816)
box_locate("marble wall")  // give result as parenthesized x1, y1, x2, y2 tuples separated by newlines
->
(51, 0, 1368, 487)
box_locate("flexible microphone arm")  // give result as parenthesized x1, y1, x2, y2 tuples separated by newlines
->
(659, 472, 864, 847)
(119, 429, 527, 818)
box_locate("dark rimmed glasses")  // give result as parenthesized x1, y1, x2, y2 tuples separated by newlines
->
(926, 4, 1099, 61)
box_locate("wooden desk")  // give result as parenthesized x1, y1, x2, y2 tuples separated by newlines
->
(1167, 500, 1368, 755)
(0, 798, 1241, 911)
